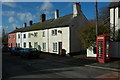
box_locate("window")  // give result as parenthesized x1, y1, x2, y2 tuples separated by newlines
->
(34, 42, 38, 49)
(9, 35, 10, 39)
(24, 42, 26, 48)
(42, 31, 45, 37)
(18, 43, 20, 47)
(53, 43, 57, 52)
(18, 34, 20, 38)
(29, 42, 32, 48)
(42, 43, 46, 51)
(28, 33, 31, 38)
(52, 29, 57, 35)
(34, 32, 38, 37)
(23, 34, 26, 38)
(13, 35, 14, 38)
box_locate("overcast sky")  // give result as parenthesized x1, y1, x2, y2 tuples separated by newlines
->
(1, 2, 110, 35)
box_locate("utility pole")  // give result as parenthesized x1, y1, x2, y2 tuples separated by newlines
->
(95, 0, 99, 36)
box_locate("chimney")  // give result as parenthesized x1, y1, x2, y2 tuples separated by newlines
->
(54, 9, 59, 19)
(30, 20, 33, 26)
(16, 27, 18, 29)
(23, 23, 27, 28)
(73, 2, 81, 17)
(40, 14, 46, 22)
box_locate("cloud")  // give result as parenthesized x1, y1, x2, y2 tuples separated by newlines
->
(2, 11, 15, 16)
(2, 2, 16, 8)
(8, 16, 14, 23)
(17, 12, 35, 21)
(37, 2, 54, 19)
(40, 2, 53, 11)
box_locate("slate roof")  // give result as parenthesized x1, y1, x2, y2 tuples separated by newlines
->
(9, 11, 89, 33)
(108, 2, 120, 8)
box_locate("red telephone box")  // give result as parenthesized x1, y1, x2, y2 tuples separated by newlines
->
(96, 35, 110, 63)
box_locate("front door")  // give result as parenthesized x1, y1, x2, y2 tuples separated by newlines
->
(58, 42, 62, 55)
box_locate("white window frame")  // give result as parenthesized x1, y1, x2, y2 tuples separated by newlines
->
(34, 32, 38, 37)
(34, 42, 38, 49)
(42, 31, 45, 37)
(53, 42, 57, 52)
(52, 29, 57, 36)
(42, 43, 46, 51)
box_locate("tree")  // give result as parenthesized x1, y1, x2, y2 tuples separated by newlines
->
(99, 6, 110, 21)
(78, 20, 110, 49)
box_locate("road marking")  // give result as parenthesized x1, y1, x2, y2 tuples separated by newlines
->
(85, 65, 120, 72)
(96, 72, 120, 78)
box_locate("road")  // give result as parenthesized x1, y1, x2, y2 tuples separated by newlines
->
(2, 52, 119, 79)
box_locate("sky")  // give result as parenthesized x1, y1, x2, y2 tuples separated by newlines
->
(1, 2, 110, 35)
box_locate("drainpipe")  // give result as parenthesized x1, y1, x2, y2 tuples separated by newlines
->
(47, 29, 49, 53)
(113, 7, 115, 41)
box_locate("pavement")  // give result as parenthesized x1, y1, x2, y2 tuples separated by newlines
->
(2, 52, 120, 79)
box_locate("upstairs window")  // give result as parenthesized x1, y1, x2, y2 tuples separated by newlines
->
(23, 34, 26, 38)
(18, 34, 20, 38)
(42, 31, 45, 37)
(52, 29, 57, 36)
(28, 33, 31, 38)
(34, 32, 38, 37)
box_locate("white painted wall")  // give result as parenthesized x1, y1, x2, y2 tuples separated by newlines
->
(27, 30, 42, 50)
(87, 46, 96, 57)
(48, 27, 70, 54)
(21, 32, 29, 48)
(110, 7, 120, 33)
(16, 32, 22, 47)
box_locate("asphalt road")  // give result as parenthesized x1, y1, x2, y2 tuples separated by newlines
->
(2, 52, 118, 79)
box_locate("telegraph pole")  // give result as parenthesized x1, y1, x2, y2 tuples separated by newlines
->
(95, 0, 99, 36)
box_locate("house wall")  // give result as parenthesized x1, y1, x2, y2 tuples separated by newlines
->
(110, 42, 120, 58)
(21, 32, 29, 48)
(110, 7, 120, 34)
(70, 26, 84, 53)
(48, 27, 70, 54)
(8, 33, 16, 48)
(16, 32, 22, 47)
(28, 30, 42, 51)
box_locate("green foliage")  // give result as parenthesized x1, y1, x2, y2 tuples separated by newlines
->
(115, 29, 120, 41)
(78, 21, 110, 49)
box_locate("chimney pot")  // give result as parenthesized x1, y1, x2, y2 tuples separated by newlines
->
(55, 9, 59, 19)
(23, 23, 27, 28)
(40, 14, 46, 22)
(30, 20, 33, 26)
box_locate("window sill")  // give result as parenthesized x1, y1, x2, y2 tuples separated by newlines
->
(53, 50, 57, 52)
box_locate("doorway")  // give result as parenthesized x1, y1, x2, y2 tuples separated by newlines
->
(58, 42, 62, 55)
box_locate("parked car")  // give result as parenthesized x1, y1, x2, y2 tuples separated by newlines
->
(2, 46, 10, 52)
(10, 47, 23, 56)
(20, 48, 40, 59)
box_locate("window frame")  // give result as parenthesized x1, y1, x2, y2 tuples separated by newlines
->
(42, 31, 45, 37)
(34, 32, 38, 37)
(24, 42, 26, 48)
(51, 29, 57, 36)
(23, 34, 26, 38)
(42, 43, 46, 51)
(53, 42, 57, 52)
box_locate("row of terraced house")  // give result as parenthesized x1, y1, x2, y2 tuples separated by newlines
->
(8, 3, 89, 54)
